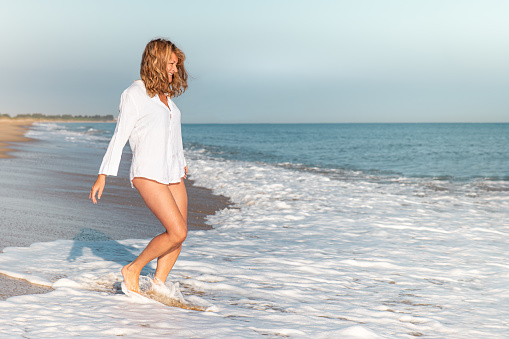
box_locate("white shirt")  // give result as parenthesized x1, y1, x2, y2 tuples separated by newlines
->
(99, 80, 187, 186)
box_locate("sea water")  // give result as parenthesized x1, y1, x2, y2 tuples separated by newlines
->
(0, 122, 508, 338)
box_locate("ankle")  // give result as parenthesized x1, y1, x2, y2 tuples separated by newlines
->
(153, 276, 165, 285)
(123, 263, 141, 275)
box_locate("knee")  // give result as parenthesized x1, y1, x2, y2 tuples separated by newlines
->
(167, 225, 187, 245)
(175, 227, 187, 244)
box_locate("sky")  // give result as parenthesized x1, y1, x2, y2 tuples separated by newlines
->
(1, 0, 508, 123)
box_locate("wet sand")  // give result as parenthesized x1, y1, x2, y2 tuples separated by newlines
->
(0, 273, 52, 300)
(0, 121, 231, 300)
(0, 180, 230, 300)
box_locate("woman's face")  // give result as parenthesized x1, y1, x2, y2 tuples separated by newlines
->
(166, 52, 178, 82)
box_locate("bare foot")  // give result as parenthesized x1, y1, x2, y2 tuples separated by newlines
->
(121, 263, 140, 294)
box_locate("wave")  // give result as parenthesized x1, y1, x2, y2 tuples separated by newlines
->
(184, 146, 509, 198)
(26, 122, 114, 145)
(27, 123, 509, 195)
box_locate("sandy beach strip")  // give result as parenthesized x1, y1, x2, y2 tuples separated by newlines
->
(0, 119, 34, 158)
(0, 121, 231, 300)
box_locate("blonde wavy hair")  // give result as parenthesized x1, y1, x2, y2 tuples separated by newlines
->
(140, 38, 188, 98)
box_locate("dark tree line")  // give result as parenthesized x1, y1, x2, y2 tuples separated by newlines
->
(1, 113, 115, 121)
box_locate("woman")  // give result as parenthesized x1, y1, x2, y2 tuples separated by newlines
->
(89, 38, 189, 294)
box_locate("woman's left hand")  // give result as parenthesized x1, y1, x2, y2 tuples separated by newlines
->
(184, 166, 189, 179)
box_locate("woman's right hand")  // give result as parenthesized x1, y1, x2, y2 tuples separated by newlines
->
(89, 174, 106, 204)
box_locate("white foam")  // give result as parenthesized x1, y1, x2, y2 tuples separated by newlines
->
(25, 122, 112, 144)
(0, 150, 508, 337)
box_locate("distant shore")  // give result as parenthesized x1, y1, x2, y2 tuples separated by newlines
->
(0, 117, 116, 123)
(0, 118, 116, 158)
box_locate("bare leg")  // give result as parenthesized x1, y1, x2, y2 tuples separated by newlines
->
(154, 178, 188, 283)
(153, 246, 182, 285)
(122, 177, 187, 293)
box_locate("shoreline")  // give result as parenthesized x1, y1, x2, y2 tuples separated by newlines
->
(0, 118, 117, 158)
(0, 121, 232, 300)
(0, 119, 34, 158)
(1, 179, 231, 301)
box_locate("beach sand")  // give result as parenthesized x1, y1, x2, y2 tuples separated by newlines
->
(0, 121, 231, 300)
(0, 119, 34, 158)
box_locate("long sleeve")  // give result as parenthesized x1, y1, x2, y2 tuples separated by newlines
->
(98, 80, 186, 185)
(99, 91, 139, 176)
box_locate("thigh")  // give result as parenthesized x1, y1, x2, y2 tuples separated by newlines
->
(168, 178, 188, 224)
(132, 177, 186, 232)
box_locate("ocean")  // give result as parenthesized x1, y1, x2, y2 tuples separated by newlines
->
(0, 122, 508, 338)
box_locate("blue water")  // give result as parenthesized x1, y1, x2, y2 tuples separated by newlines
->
(183, 123, 509, 181)
(59, 122, 509, 182)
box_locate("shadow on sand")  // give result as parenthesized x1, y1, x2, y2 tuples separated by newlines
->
(66, 228, 154, 292)
(67, 228, 139, 263)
